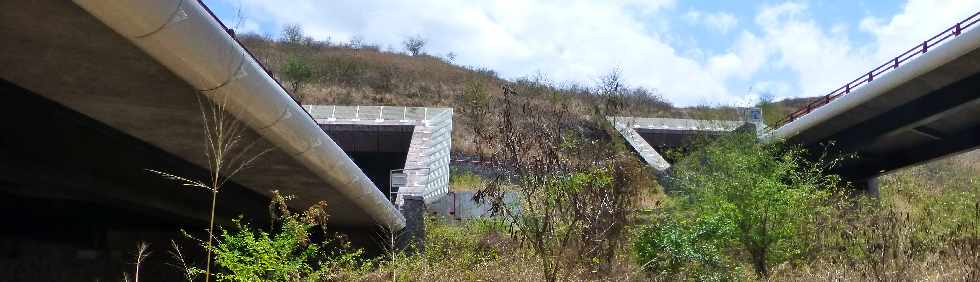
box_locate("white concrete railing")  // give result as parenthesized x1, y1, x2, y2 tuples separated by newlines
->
(306, 105, 447, 125)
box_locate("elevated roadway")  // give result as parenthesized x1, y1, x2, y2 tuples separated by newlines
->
(0, 0, 404, 229)
(769, 12, 980, 190)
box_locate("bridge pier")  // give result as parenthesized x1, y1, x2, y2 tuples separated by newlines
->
(397, 195, 426, 254)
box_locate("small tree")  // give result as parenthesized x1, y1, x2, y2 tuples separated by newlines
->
(281, 55, 314, 103)
(280, 24, 304, 44)
(403, 35, 427, 56)
(668, 132, 843, 277)
(596, 69, 626, 115)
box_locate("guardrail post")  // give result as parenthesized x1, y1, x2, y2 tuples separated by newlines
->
(954, 23, 962, 36)
(922, 41, 929, 53)
(868, 71, 874, 82)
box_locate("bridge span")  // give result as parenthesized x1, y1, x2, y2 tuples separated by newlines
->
(1, 0, 455, 278)
(768, 11, 980, 192)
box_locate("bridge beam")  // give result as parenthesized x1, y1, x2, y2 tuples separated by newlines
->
(824, 72, 980, 153)
(838, 123, 980, 179)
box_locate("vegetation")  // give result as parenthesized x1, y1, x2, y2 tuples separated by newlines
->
(282, 55, 315, 102)
(635, 132, 845, 279)
(120, 25, 980, 281)
(149, 95, 269, 282)
(402, 35, 427, 56)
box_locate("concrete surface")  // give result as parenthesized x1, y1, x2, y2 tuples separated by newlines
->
(783, 41, 980, 180)
(608, 116, 752, 173)
(0, 0, 385, 226)
(397, 195, 426, 254)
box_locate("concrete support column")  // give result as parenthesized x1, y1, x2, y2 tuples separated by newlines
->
(397, 195, 425, 254)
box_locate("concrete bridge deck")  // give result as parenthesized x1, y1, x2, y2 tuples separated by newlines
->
(771, 11, 980, 185)
(0, 0, 400, 228)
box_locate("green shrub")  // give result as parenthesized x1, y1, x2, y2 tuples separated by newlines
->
(211, 218, 320, 281)
(185, 192, 370, 281)
(632, 209, 733, 281)
(637, 132, 843, 278)
(282, 55, 315, 100)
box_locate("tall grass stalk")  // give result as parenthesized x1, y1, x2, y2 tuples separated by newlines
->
(148, 94, 269, 282)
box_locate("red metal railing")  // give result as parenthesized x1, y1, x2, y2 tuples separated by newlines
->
(776, 11, 980, 127)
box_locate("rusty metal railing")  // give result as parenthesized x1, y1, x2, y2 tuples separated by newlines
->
(776, 11, 980, 127)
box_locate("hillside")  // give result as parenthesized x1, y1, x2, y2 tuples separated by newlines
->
(236, 31, 980, 167)
(235, 33, 758, 155)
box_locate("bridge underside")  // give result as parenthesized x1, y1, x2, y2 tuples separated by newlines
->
(789, 47, 980, 180)
(0, 0, 378, 226)
(635, 128, 727, 163)
(0, 80, 270, 281)
(321, 124, 414, 195)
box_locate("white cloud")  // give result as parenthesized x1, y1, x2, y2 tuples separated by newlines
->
(222, 0, 745, 106)
(217, 0, 980, 106)
(860, 0, 980, 61)
(744, 0, 980, 100)
(750, 2, 876, 98)
(685, 10, 739, 34)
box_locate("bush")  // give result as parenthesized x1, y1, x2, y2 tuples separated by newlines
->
(281, 55, 314, 101)
(182, 192, 370, 281)
(632, 210, 733, 281)
(637, 132, 843, 278)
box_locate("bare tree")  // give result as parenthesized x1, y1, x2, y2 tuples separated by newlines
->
(477, 85, 646, 281)
(403, 35, 427, 56)
(281, 24, 304, 44)
(596, 68, 625, 115)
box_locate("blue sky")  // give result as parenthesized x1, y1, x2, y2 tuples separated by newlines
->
(203, 0, 980, 106)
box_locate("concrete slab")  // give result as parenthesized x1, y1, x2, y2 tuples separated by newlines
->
(0, 0, 377, 227)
